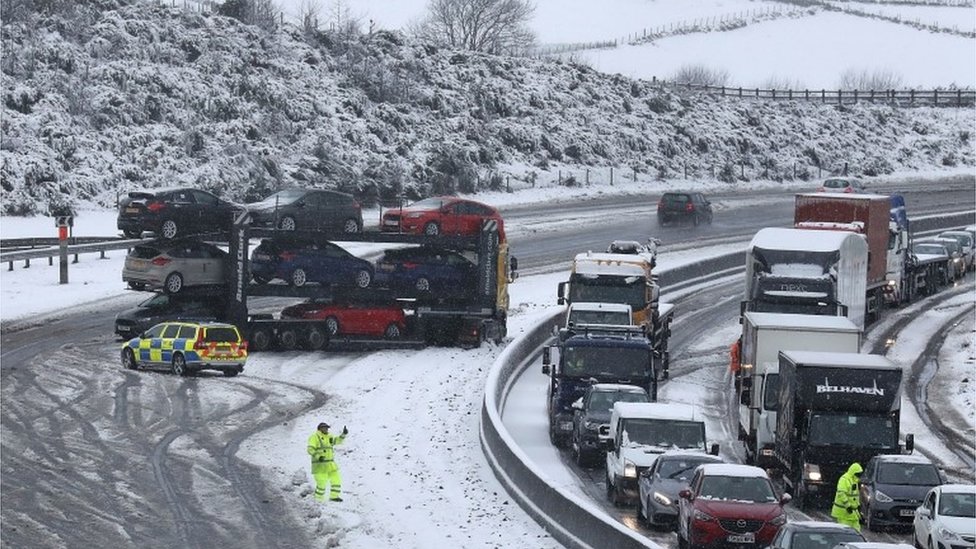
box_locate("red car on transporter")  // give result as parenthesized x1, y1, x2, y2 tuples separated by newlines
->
(677, 464, 790, 549)
(280, 299, 407, 339)
(381, 197, 505, 240)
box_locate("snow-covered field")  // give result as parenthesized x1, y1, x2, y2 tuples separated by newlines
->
(279, 0, 976, 88)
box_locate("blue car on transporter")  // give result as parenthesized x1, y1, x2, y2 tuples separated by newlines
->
(249, 237, 374, 288)
(373, 246, 476, 293)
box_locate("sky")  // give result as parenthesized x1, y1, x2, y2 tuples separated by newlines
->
(275, 0, 976, 89)
(1, 178, 973, 548)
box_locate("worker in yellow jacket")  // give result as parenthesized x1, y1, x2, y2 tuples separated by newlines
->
(831, 462, 863, 531)
(307, 422, 347, 502)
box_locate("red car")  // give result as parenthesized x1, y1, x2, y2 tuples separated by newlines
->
(381, 197, 505, 240)
(280, 300, 406, 339)
(677, 464, 790, 549)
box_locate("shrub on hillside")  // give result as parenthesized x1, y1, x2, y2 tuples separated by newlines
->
(671, 64, 730, 87)
(837, 68, 903, 91)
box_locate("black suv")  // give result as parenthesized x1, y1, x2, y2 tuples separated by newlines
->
(657, 192, 712, 226)
(246, 188, 363, 233)
(118, 187, 238, 239)
(115, 293, 224, 338)
(570, 383, 649, 467)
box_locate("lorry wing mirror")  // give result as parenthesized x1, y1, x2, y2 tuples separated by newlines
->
(709, 443, 720, 456)
(542, 347, 551, 365)
(541, 364, 550, 375)
(779, 493, 792, 506)
(678, 489, 692, 500)
(905, 433, 914, 454)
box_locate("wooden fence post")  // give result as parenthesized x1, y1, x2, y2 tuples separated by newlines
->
(934, 89, 939, 106)
(822, 89, 826, 103)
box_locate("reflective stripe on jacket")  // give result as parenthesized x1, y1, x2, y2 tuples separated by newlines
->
(307, 431, 345, 463)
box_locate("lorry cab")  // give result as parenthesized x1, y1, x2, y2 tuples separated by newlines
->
(542, 329, 656, 448)
(604, 402, 717, 506)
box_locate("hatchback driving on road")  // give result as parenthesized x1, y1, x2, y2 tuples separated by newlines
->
(817, 177, 866, 194)
(121, 321, 247, 377)
(657, 192, 712, 226)
(636, 451, 723, 529)
(246, 188, 363, 233)
(859, 454, 945, 532)
(122, 240, 227, 294)
(117, 187, 238, 239)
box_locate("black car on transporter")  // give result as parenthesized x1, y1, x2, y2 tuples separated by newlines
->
(117, 187, 238, 239)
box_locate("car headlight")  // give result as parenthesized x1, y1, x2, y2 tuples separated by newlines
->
(624, 459, 637, 478)
(583, 420, 601, 431)
(693, 508, 715, 522)
(770, 512, 787, 526)
(873, 490, 893, 503)
(803, 463, 822, 482)
(653, 491, 672, 506)
(937, 527, 962, 542)
(406, 212, 424, 219)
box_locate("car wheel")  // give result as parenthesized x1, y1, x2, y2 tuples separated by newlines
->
(423, 222, 440, 236)
(123, 229, 141, 239)
(164, 272, 184, 295)
(343, 218, 360, 233)
(171, 353, 188, 377)
(636, 494, 647, 524)
(415, 277, 431, 292)
(325, 317, 340, 337)
(865, 505, 877, 532)
(305, 326, 327, 350)
(913, 532, 922, 549)
(354, 269, 371, 288)
(384, 323, 401, 340)
(278, 216, 296, 231)
(252, 274, 270, 284)
(290, 268, 307, 287)
(160, 219, 178, 239)
(223, 368, 240, 377)
(677, 530, 689, 549)
(278, 328, 298, 350)
(121, 348, 138, 370)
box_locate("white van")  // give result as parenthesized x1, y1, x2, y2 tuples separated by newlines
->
(605, 402, 717, 506)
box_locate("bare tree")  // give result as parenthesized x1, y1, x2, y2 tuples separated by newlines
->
(413, 0, 536, 55)
(329, 0, 361, 36)
(298, 0, 324, 32)
(838, 68, 903, 90)
(671, 64, 730, 87)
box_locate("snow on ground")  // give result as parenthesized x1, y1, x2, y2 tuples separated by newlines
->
(933, 307, 976, 441)
(825, 1, 976, 34)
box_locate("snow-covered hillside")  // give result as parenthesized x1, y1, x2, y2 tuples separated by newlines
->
(2, 0, 974, 215)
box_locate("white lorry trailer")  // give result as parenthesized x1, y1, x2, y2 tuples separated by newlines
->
(735, 312, 862, 467)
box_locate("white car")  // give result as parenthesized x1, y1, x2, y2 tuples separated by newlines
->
(913, 484, 976, 549)
(938, 231, 975, 272)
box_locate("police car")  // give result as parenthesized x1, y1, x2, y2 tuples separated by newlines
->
(121, 321, 247, 377)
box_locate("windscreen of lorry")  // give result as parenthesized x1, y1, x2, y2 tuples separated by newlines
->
(569, 275, 646, 311)
(808, 412, 897, 448)
(569, 310, 630, 326)
(877, 462, 941, 486)
(620, 419, 705, 451)
(762, 374, 780, 411)
(562, 346, 649, 380)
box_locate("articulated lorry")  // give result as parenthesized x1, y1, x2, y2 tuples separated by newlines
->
(795, 193, 946, 316)
(542, 325, 658, 447)
(735, 312, 861, 468)
(558, 250, 675, 377)
(774, 350, 912, 510)
(743, 227, 869, 328)
(219, 217, 516, 350)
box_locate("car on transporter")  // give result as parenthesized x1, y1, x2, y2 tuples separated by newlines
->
(380, 196, 505, 239)
(280, 299, 407, 339)
(250, 237, 374, 289)
(117, 187, 238, 239)
(122, 239, 228, 295)
(245, 188, 363, 233)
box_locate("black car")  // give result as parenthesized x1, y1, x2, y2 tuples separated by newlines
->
(246, 189, 363, 233)
(569, 383, 649, 466)
(859, 454, 946, 532)
(636, 451, 724, 528)
(118, 187, 238, 239)
(768, 521, 864, 549)
(115, 293, 224, 338)
(657, 192, 712, 226)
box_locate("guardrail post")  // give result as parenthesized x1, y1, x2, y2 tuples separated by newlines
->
(48, 257, 53, 266)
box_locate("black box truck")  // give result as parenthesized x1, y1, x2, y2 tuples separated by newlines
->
(775, 350, 913, 510)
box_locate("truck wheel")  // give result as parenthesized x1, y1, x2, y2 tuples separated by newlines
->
(305, 326, 327, 350)
(250, 328, 272, 352)
(278, 328, 298, 350)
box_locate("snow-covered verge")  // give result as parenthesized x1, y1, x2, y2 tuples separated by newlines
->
(2, 1, 974, 216)
(932, 307, 976, 438)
